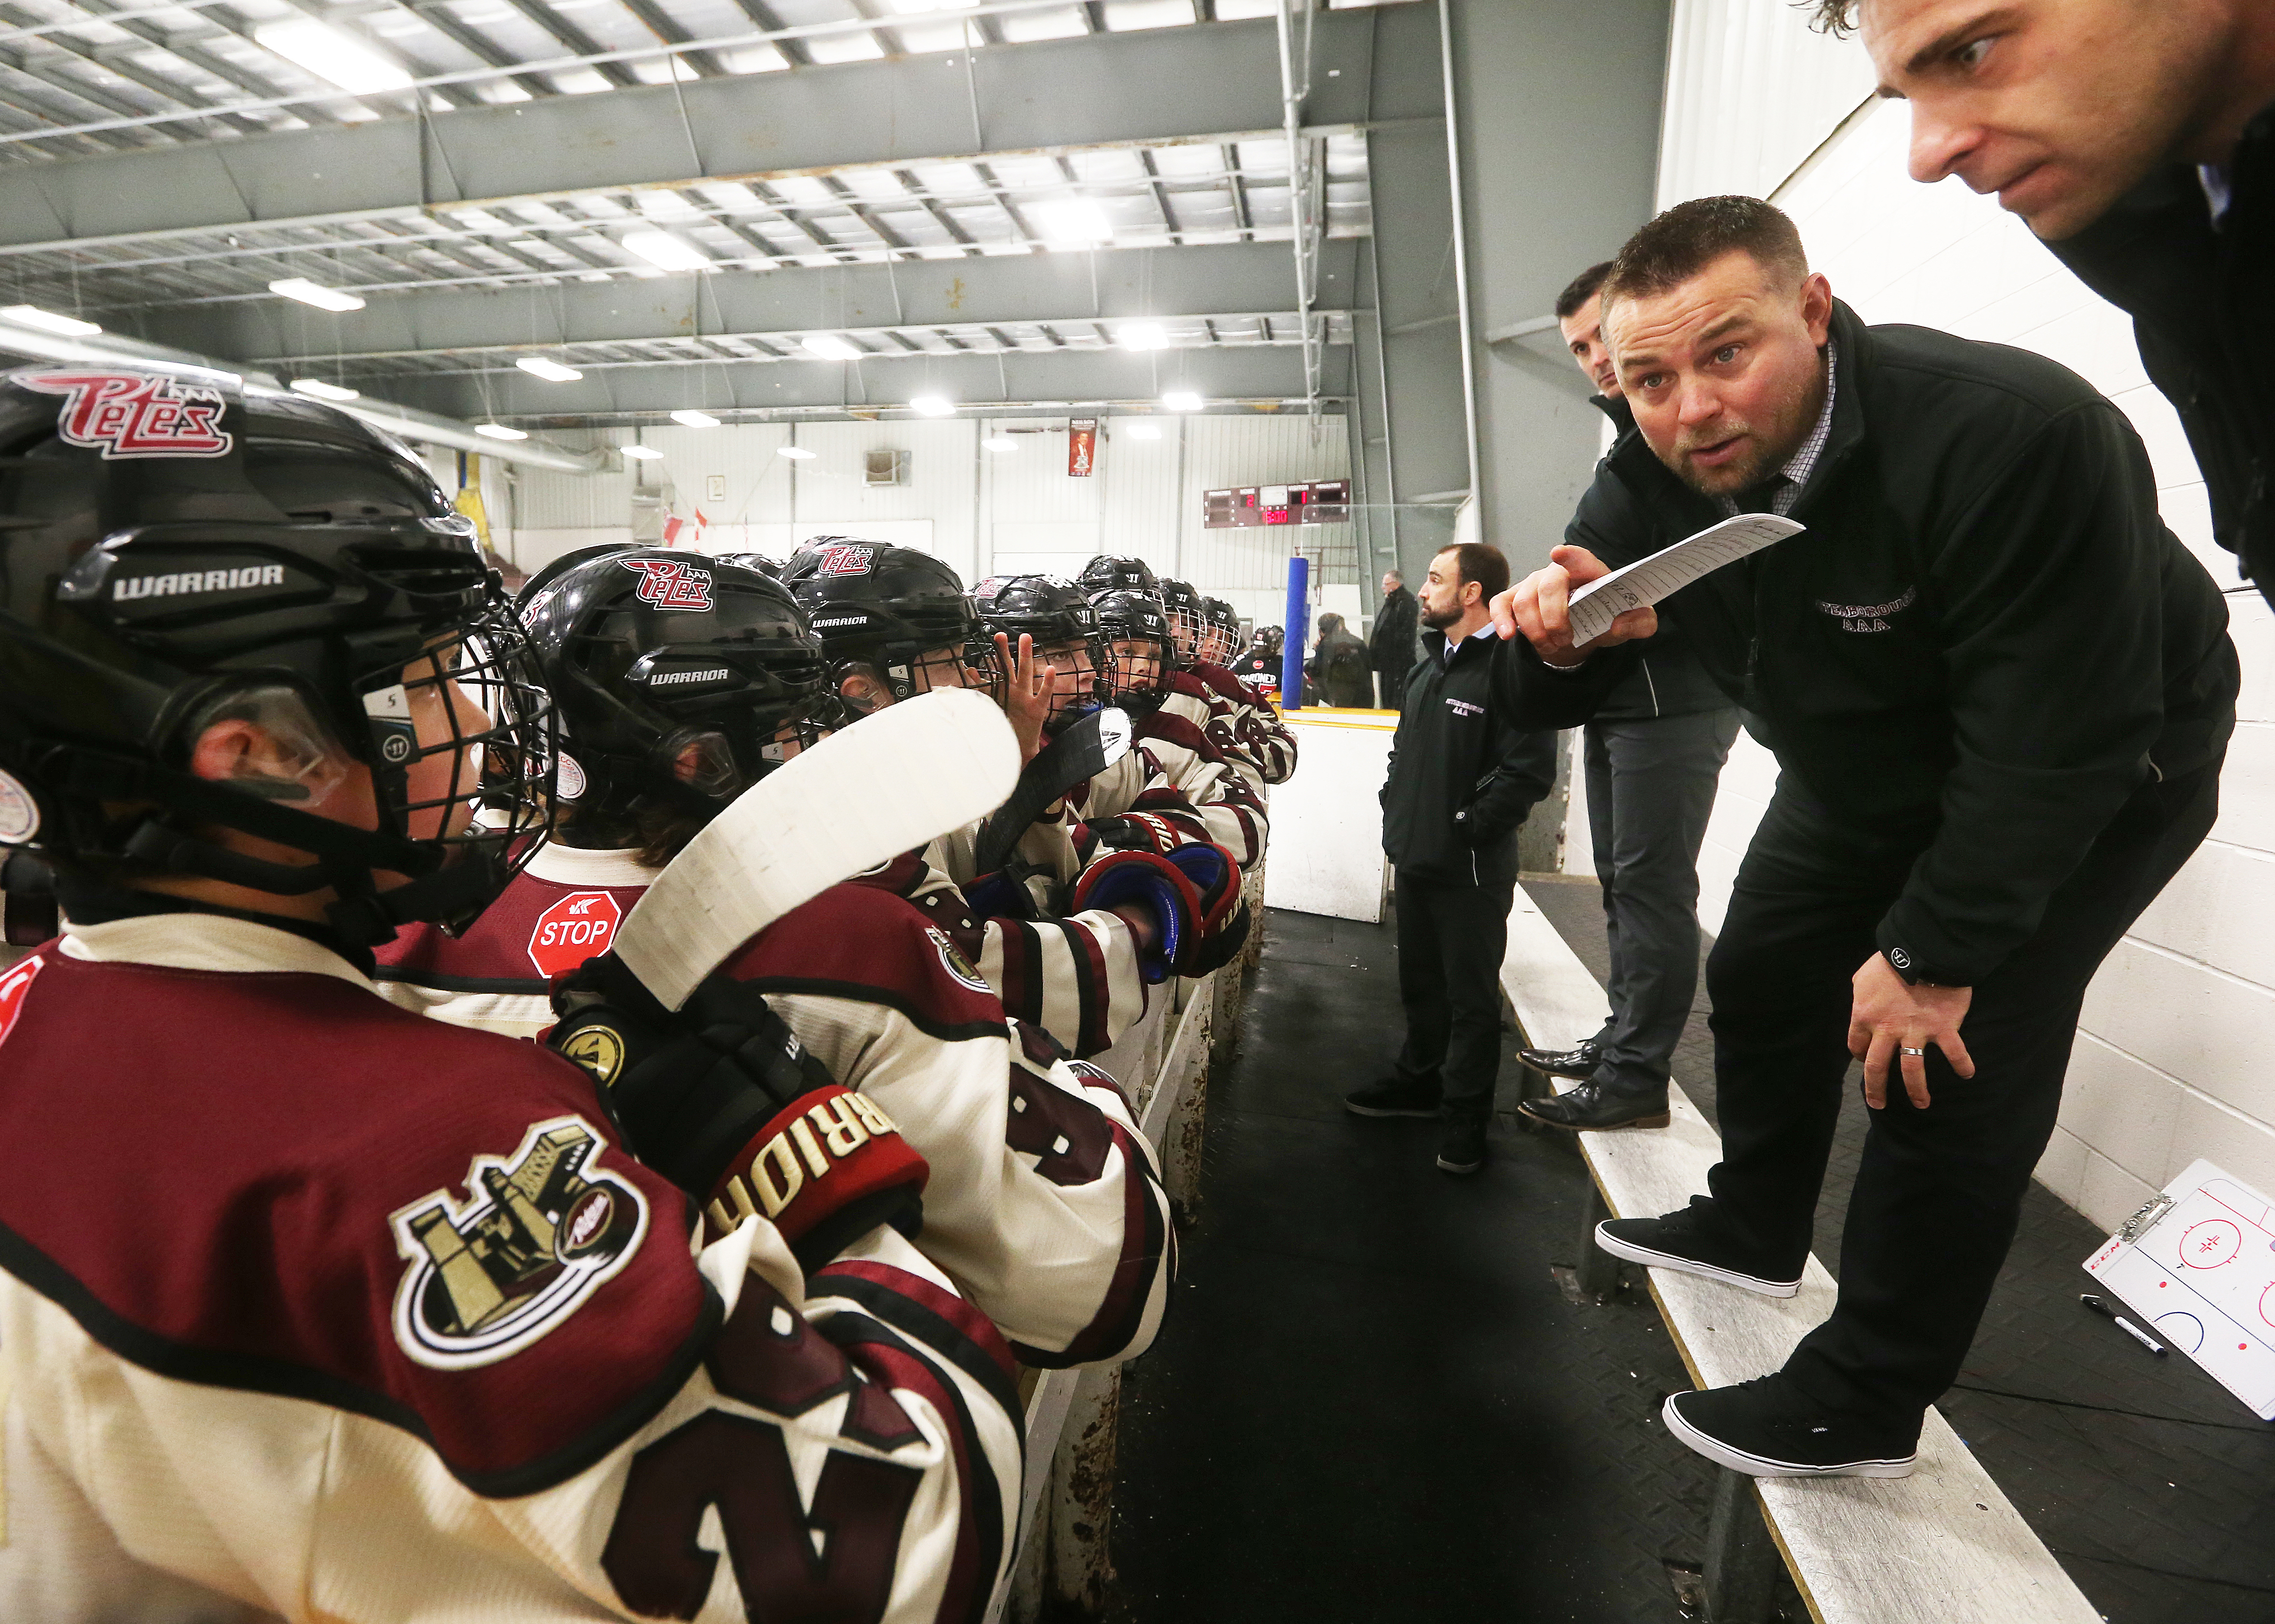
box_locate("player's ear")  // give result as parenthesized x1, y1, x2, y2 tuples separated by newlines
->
(837, 667, 891, 716)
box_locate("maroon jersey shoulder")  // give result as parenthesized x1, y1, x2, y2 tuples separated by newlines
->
(0, 947, 708, 1496)
(1189, 662, 1247, 703)
(723, 879, 1004, 1035)
(377, 868, 650, 986)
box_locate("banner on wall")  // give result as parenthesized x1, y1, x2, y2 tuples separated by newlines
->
(1067, 418, 1097, 478)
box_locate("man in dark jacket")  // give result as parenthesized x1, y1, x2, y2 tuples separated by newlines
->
(1839, 0, 2275, 603)
(1496, 199, 2236, 1478)
(1349, 541, 1560, 1176)
(1518, 259, 1744, 1132)
(1370, 570, 1420, 707)
(1309, 612, 1375, 708)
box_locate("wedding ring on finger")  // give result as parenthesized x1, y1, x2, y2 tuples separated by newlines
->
(1899, 1046, 1926, 1056)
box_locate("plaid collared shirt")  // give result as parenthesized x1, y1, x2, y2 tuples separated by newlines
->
(1719, 339, 1838, 518)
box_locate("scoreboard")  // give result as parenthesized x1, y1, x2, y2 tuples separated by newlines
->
(1203, 479, 1351, 529)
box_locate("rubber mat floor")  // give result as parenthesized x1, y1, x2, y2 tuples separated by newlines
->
(1109, 892, 2275, 1624)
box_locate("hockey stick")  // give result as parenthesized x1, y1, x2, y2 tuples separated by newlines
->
(613, 687, 1020, 1010)
(967, 705, 1131, 878)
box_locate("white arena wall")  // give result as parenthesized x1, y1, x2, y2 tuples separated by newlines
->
(482, 412, 1359, 634)
(1584, 0, 2275, 1234)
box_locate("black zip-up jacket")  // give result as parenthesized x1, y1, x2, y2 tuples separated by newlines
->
(1587, 394, 1736, 722)
(2047, 100, 2274, 602)
(1495, 301, 2238, 985)
(1382, 627, 1560, 889)
(1370, 587, 1419, 674)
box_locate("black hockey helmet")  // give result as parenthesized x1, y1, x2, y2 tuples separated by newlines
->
(972, 573, 1108, 732)
(520, 549, 831, 834)
(1203, 597, 1243, 665)
(1158, 577, 1208, 663)
(782, 541, 994, 705)
(712, 551, 785, 580)
(1089, 587, 1175, 711)
(1076, 554, 1157, 595)
(0, 366, 552, 945)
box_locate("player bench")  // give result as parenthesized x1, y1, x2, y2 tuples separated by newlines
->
(1499, 882, 2101, 1624)
(990, 964, 1219, 1622)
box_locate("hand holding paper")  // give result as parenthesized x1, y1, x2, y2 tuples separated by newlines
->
(1564, 513, 1804, 646)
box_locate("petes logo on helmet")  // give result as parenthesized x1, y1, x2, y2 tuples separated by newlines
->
(814, 543, 876, 577)
(388, 1115, 647, 1370)
(20, 371, 233, 460)
(620, 558, 714, 611)
(527, 890, 623, 978)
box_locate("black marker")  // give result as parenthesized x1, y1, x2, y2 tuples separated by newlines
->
(2081, 1293, 2166, 1356)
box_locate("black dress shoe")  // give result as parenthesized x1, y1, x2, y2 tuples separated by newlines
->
(1515, 1038, 1601, 1080)
(1593, 1202, 1801, 1298)
(1520, 1081, 1671, 1132)
(1663, 1376, 1918, 1478)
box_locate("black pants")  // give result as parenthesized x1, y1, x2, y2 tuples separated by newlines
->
(1376, 666, 1408, 711)
(1392, 869, 1516, 1122)
(1584, 709, 1740, 1098)
(1701, 762, 2221, 1422)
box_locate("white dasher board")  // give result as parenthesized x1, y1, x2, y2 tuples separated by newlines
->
(2084, 1158, 2275, 1419)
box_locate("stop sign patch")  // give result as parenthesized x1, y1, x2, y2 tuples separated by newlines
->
(526, 891, 624, 978)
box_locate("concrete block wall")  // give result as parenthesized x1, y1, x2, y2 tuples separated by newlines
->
(1652, 3, 2275, 1233)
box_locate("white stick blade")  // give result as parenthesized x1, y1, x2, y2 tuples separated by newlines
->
(614, 687, 1019, 1008)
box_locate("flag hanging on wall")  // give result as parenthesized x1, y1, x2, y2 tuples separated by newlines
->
(1068, 418, 1097, 478)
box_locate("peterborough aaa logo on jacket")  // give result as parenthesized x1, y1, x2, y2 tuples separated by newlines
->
(388, 1116, 648, 1370)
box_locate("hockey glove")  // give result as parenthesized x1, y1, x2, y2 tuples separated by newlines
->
(550, 952, 927, 1271)
(1080, 810, 1189, 858)
(962, 866, 1040, 923)
(1068, 848, 1204, 984)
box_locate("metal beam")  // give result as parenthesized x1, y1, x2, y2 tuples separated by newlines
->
(365, 340, 1353, 423)
(145, 238, 1364, 370)
(0, 8, 1432, 253)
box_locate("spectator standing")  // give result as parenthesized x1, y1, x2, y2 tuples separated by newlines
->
(1310, 611, 1375, 707)
(1370, 569, 1421, 708)
(1518, 261, 1743, 1133)
(1493, 198, 2236, 1478)
(1843, 0, 2275, 607)
(1348, 542, 1559, 1176)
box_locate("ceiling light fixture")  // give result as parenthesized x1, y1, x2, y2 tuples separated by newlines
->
(475, 423, 529, 441)
(1032, 200, 1112, 245)
(910, 395, 955, 417)
(1162, 389, 1203, 412)
(800, 335, 864, 360)
(776, 445, 817, 460)
(671, 408, 722, 427)
(1116, 322, 1169, 352)
(516, 356, 583, 382)
(0, 304, 102, 336)
(983, 435, 1018, 452)
(620, 230, 713, 272)
(622, 444, 664, 460)
(252, 18, 414, 95)
(269, 277, 366, 312)
(1122, 421, 1163, 440)
(288, 378, 359, 401)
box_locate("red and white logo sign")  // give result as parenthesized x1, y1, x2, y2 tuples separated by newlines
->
(19, 371, 233, 460)
(527, 891, 624, 977)
(813, 543, 876, 577)
(620, 558, 713, 611)
(0, 954, 44, 1049)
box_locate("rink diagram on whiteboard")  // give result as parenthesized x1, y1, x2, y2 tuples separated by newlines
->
(2085, 1158, 2275, 1418)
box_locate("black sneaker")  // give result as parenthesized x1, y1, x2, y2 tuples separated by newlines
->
(1663, 1377, 1918, 1478)
(1345, 1076, 1441, 1118)
(1521, 1081, 1671, 1132)
(1435, 1117, 1486, 1174)
(1516, 1038, 1601, 1080)
(1594, 1204, 1801, 1298)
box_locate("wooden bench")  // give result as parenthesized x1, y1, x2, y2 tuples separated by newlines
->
(1500, 882, 2101, 1624)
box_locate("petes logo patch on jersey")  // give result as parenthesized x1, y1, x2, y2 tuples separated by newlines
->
(20, 371, 233, 459)
(813, 542, 876, 577)
(925, 925, 991, 994)
(621, 558, 714, 611)
(388, 1116, 647, 1370)
(0, 954, 45, 1049)
(527, 890, 623, 978)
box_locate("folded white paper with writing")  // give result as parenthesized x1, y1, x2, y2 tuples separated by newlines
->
(1565, 513, 1804, 647)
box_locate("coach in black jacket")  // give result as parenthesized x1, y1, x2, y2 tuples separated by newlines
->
(1351, 541, 1558, 1177)
(1496, 199, 2237, 1480)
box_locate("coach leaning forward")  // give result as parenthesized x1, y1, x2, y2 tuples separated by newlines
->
(1491, 197, 2238, 1478)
